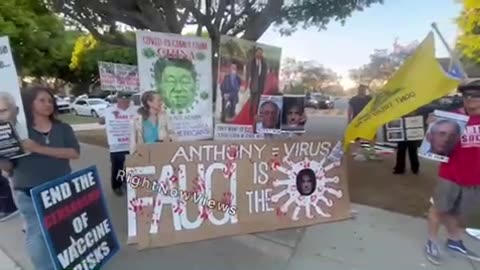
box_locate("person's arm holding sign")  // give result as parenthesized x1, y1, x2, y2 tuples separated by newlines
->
(22, 124, 80, 160)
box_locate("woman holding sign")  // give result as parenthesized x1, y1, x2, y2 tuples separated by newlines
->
(0, 86, 80, 270)
(131, 91, 175, 150)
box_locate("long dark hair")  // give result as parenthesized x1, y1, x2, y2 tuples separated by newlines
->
(21, 86, 58, 127)
(137, 91, 157, 121)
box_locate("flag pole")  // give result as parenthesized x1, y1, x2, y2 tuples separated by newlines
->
(431, 22, 470, 80)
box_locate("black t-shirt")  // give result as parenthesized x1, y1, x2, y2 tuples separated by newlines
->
(349, 95, 372, 118)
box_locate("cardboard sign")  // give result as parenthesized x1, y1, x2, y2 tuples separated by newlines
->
(104, 106, 137, 153)
(31, 166, 119, 270)
(125, 138, 351, 249)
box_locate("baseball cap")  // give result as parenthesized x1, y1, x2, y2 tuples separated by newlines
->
(117, 92, 132, 99)
(458, 80, 480, 97)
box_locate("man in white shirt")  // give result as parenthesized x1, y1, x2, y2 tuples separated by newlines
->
(99, 92, 137, 196)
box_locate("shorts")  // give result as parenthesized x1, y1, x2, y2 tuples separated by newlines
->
(432, 177, 480, 218)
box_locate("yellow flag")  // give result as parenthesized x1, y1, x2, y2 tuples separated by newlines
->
(343, 32, 460, 151)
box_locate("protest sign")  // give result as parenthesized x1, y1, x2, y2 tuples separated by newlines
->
(0, 122, 24, 158)
(216, 36, 282, 137)
(31, 166, 119, 270)
(136, 31, 213, 141)
(419, 110, 469, 162)
(125, 138, 351, 249)
(281, 95, 306, 133)
(214, 124, 264, 140)
(98, 61, 139, 93)
(256, 95, 283, 134)
(384, 115, 425, 142)
(0, 36, 28, 142)
(104, 106, 137, 153)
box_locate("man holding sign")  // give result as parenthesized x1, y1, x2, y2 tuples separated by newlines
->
(425, 80, 480, 265)
(99, 92, 136, 196)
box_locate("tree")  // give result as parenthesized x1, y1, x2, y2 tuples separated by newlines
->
(68, 33, 137, 95)
(456, 0, 480, 64)
(349, 39, 417, 91)
(280, 58, 339, 94)
(0, 0, 72, 81)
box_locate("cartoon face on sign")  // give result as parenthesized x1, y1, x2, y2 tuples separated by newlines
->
(153, 58, 198, 113)
(271, 157, 343, 221)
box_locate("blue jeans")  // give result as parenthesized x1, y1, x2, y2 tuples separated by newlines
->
(14, 191, 55, 270)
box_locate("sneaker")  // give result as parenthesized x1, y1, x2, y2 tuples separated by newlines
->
(0, 210, 19, 222)
(425, 240, 442, 265)
(446, 239, 480, 261)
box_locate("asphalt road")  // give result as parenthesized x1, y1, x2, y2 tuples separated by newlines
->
(305, 98, 349, 139)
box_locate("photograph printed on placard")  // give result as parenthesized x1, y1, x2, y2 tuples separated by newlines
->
(418, 110, 469, 163)
(386, 119, 403, 130)
(256, 95, 282, 133)
(387, 130, 405, 142)
(281, 95, 306, 132)
(404, 115, 424, 129)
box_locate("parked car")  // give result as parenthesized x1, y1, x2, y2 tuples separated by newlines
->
(305, 94, 334, 109)
(55, 95, 71, 113)
(71, 98, 109, 118)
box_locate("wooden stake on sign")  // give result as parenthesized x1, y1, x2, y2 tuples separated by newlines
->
(431, 22, 470, 80)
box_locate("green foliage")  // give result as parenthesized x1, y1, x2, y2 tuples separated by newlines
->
(0, 0, 73, 78)
(281, 58, 339, 94)
(457, 0, 480, 64)
(69, 33, 136, 93)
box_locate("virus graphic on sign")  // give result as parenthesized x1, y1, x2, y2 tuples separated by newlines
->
(271, 157, 342, 221)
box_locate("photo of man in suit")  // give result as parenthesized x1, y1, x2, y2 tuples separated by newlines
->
(220, 63, 242, 121)
(246, 47, 268, 119)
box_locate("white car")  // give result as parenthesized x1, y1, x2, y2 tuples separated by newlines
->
(54, 95, 71, 113)
(71, 98, 109, 118)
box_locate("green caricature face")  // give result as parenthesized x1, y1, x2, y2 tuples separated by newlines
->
(156, 65, 196, 111)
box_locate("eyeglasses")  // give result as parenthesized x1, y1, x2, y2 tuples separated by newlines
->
(463, 92, 480, 99)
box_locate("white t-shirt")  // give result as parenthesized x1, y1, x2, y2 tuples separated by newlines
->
(104, 105, 137, 153)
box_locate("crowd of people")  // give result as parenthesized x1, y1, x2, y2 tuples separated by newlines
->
(0, 79, 479, 269)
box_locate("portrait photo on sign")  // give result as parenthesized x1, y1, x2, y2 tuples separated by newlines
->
(418, 110, 469, 162)
(387, 130, 405, 142)
(386, 119, 403, 130)
(296, 168, 317, 196)
(281, 95, 306, 132)
(216, 36, 282, 126)
(256, 95, 282, 133)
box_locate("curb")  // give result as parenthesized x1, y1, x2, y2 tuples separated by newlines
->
(0, 247, 22, 270)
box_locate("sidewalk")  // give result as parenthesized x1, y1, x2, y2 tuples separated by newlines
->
(1, 143, 479, 270)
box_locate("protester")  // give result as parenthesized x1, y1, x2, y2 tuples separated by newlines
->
(393, 111, 421, 175)
(99, 92, 137, 196)
(1, 86, 80, 270)
(425, 80, 480, 265)
(348, 85, 378, 160)
(131, 91, 174, 150)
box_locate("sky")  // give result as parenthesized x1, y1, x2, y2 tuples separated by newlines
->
(258, 0, 463, 88)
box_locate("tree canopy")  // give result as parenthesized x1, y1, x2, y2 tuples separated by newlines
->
(45, 0, 383, 48)
(0, 0, 73, 79)
(349, 39, 417, 91)
(281, 57, 340, 94)
(456, 0, 480, 64)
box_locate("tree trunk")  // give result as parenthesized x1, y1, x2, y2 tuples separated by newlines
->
(211, 36, 220, 104)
